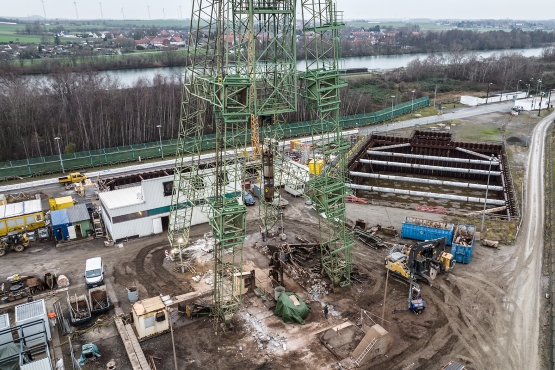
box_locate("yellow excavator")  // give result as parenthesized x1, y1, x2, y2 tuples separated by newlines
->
(384, 237, 455, 285)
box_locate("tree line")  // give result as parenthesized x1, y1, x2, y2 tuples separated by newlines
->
(0, 67, 378, 162)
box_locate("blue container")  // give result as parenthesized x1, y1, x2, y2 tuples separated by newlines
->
(401, 217, 454, 245)
(451, 224, 476, 264)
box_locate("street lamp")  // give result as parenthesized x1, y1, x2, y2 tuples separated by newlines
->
(480, 154, 495, 233)
(485, 83, 492, 104)
(156, 124, 163, 160)
(526, 83, 531, 99)
(537, 80, 543, 116)
(54, 137, 64, 174)
(391, 95, 395, 122)
(411, 90, 416, 112)
(515, 79, 521, 101)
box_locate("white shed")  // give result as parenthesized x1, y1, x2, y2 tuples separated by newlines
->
(132, 296, 169, 340)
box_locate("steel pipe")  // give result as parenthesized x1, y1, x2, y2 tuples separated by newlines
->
(359, 159, 501, 176)
(349, 172, 504, 191)
(366, 150, 499, 166)
(347, 184, 506, 205)
(467, 206, 507, 216)
(455, 147, 498, 161)
(371, 143, 411, 151)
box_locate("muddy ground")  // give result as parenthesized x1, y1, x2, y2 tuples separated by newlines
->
(0, 110, 547, 369)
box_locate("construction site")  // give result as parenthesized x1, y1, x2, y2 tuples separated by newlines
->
(0, 1, 553, 370)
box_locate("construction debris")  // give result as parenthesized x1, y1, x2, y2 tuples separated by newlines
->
(240, 311, 286, 352)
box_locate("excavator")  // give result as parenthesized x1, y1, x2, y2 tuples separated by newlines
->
(385, 237, 454, 314)
(384, 237, 455, 285)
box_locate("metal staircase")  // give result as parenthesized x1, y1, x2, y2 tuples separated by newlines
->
(354, 337, 378, 367)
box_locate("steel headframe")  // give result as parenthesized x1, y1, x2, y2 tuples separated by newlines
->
(231, 0, 298, 231)
(169, 0, 297, 326)
(299, 0, 353, 287)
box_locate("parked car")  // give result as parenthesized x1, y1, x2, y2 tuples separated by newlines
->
(244, 191, 256, 206)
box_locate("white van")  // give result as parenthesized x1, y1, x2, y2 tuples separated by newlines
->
(85, 257, 104, 288)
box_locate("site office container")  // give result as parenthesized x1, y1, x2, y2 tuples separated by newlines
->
(15, 299, 51, 348)
(0, 313, 12, 347)
(401, 216, 455, 245)
(0, 199, 46, 238)
(451, 224, 476, 264)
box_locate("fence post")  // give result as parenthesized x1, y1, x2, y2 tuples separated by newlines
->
(27, 158, 31, 175)
(90, 151, 93, 165)
(103, 149, 107, 164)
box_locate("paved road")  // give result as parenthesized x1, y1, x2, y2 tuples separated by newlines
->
(496, 109, 555, 368)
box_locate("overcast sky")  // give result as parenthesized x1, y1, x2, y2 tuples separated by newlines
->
(3, 0, 554, 21)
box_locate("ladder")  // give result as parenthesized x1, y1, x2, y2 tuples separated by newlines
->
(354, 337, 378, 367)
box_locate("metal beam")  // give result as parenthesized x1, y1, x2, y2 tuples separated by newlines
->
(359, 159, 501, 176)
(347, 184, 506, 205)
(367, 150, 500, 166)
(349, 172, 504, 191)
(455, 147, 499, 161)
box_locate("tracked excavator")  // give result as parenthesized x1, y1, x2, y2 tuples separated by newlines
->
(384, 237, 455, 313)
(384, 237, 454, 284)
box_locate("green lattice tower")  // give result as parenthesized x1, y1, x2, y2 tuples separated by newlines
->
(169, 0, 297, 324)
(231, 0, 298, 231)
(299, 0, 354, 287)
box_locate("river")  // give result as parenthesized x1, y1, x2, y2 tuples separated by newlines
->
(44, 47, 549, 86)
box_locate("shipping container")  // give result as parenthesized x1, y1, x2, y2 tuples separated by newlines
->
(15, 299, 51, 347)
(401, 216, 454, 245)
(451, 224, 476, 264)
(0, 313, 12, 347)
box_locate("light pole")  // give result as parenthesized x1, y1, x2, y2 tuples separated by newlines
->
(485, 83, 492, 104)
(411, 90, 415, 112)
(480, 154, 495, 233)
(515, 79, 521, 100)
(54, 137, 64, 174)
(391, 95, 395, 122)
(156, 124, 164, 159)
(537, 80, 543, 116)
(526, 83, 531, 99)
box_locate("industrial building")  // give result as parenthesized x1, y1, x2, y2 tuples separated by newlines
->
(99, 166, 244, 242)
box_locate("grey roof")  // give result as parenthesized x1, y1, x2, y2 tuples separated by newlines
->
(0, 313, 8, 329)
(66, 203, 90, 223)
(442, 361, 465, 370)
(15, 299, 46, 322)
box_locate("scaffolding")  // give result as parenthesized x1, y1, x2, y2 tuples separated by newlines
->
(299, 0, 354, 286)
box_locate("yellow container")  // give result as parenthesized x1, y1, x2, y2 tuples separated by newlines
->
(49, 196, 74, 211)
(308, 159, 324, 175)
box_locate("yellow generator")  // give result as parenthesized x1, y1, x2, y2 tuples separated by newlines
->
(308, 159, 324, 175)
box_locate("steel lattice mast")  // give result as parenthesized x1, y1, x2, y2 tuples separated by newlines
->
(169, 0, 297, 325)
(300, 0, 354, 286)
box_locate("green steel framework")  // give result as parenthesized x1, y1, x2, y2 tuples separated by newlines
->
(300, 0, 354, 286)
(169, 0, 297, 325)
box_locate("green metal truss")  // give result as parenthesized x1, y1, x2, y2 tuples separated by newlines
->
(299, 0, 353, 287)
(169, 0, 297, 325)
(230, 0, 298, 232)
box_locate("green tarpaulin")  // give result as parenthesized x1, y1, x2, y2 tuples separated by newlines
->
(274, 292, 311, 325)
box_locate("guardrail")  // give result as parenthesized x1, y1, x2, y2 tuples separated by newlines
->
(0, 97, 430, 180)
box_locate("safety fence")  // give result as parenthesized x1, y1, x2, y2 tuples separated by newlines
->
(0, 97, 429, 180)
